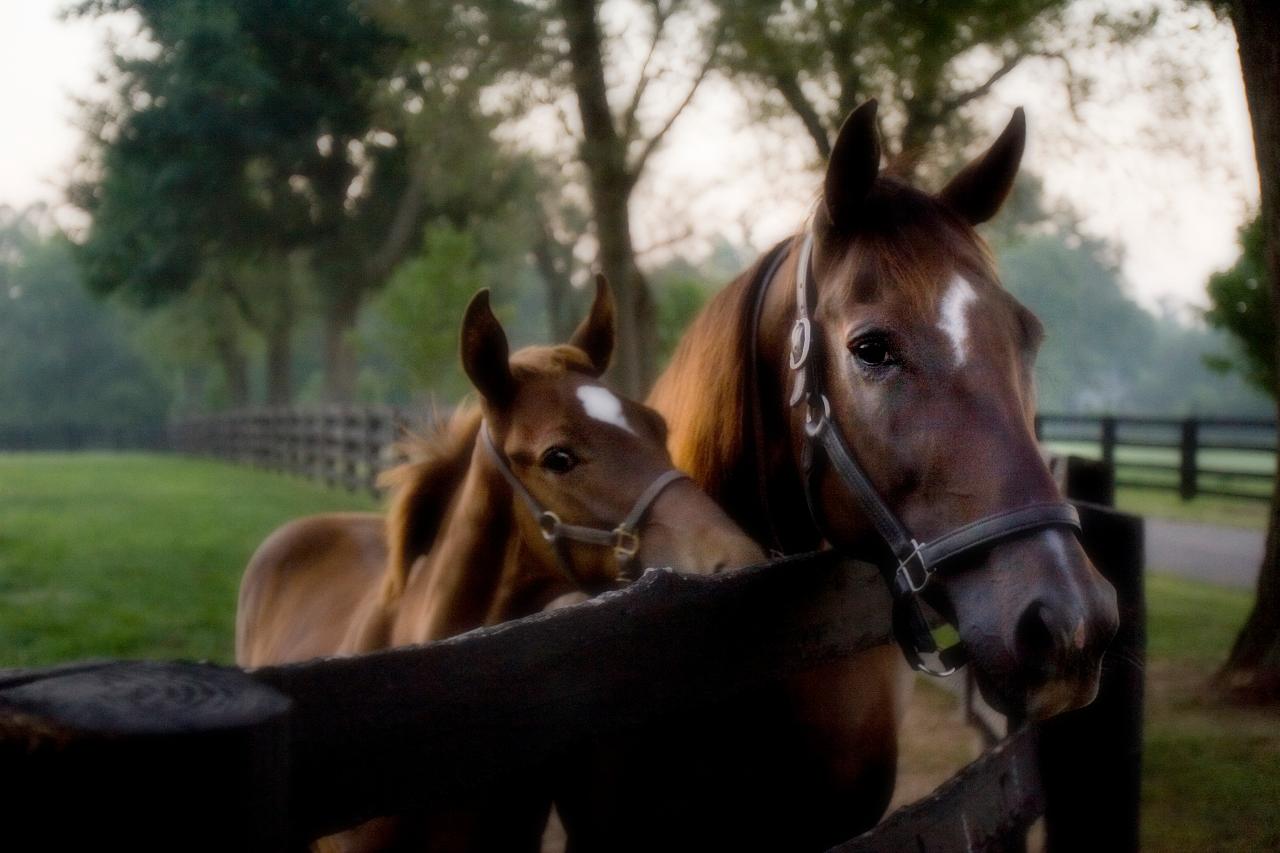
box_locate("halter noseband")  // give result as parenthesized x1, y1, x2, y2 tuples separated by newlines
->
(480, 421, 690, 591)
(753, 233, 1082, 677)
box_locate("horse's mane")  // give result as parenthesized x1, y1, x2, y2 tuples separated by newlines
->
(649, 248, 784, 507)
(376, 405, 483, 601)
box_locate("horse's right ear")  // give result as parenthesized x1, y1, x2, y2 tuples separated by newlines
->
(824, 99, 881, 230)
(568, 273, 614, 376)
(460, 289, 515, 405)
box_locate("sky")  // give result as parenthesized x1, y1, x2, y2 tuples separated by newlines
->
(0, 1, 1260, 318)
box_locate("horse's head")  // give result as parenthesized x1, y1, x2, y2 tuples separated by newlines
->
(462, 277, 763, 592)
(799, 102, 1117, 719)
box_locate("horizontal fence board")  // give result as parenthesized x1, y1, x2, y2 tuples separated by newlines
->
(252, 552, 894, 841)
(831, 728, 1043, 853)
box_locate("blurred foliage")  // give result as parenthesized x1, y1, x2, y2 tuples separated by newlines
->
(1205, 215, 1275, 399)
(0, 208, 170, 429)
(712, 0, 1158, 178)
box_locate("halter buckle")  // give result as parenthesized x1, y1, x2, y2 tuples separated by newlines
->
(789, 318, 811, 370)
(611, 526, 640, 561)
(895, 539, 933, 593)
(538, 511, 562, 542)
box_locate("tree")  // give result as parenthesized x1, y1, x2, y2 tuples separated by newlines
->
(0, 207, 170, 430)
(1209, 0, 1280, 705)
(713, 0, 1155, 179)
(1205, 215, 1275, 399)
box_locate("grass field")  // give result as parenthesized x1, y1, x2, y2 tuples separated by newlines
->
(0, 452, 375, 665)
(2, 453, 1277, 849)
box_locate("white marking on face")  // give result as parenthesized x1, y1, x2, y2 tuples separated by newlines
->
(938, 274, 978, 367)
(576, 385, 634, 434)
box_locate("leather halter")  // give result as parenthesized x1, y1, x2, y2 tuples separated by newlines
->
(749, 233, 1082, 676)
(480, 421, 690, 591)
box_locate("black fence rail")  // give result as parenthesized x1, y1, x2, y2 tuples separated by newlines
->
(0, 501, 1143, 852)
(169, 405, 443, 494)
(1036, 414, 1277, 501)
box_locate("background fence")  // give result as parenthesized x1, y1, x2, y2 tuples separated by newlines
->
(5, 409, 1273, 503)
(1037, 414, 1276, 501)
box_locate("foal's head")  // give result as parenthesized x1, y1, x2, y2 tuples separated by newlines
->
(804, 103, 1118, 718)
(462, 277, 763, 593)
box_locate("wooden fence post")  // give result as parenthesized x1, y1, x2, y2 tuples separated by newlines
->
(1038, 504, 1145, 853)
(1100, 416, 1117, 469)
(0, 661, 292, 850)
(1179, 418, 1198, 500)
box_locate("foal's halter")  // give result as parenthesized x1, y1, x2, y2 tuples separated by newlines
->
(749, 234, 1082, 677)
(480, 422, 689, 590)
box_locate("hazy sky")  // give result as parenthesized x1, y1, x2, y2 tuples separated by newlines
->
(0, 1, 1259, 316)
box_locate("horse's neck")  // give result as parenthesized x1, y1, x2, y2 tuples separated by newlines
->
(389, 446, 518, 645)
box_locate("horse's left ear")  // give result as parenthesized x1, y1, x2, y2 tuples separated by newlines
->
(569, 273, 614, 376)
(824, 99, 881, 230)
(940, 108, 1026, 225)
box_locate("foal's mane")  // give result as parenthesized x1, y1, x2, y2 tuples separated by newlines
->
(376, 406, 483, 601)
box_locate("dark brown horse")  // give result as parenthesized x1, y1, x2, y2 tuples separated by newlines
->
(556, 103, 1119, 850)
(237, 278, 762, 850)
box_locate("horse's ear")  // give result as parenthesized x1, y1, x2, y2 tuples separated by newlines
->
(569, 273, 614, 376)
(940, 108, 1026, 225)
(460, 289, 515, 405)
(824, 99, 881, 230)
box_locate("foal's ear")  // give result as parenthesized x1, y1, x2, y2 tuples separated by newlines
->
(940, 108, 1026, 225)
(824, 99, 881, 230)
(460, 289, 515, 405)
(569, 273, 614, 376)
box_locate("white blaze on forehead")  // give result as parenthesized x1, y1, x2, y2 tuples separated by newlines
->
(938, 274, 979, 367)
(576, 385, 635, 434)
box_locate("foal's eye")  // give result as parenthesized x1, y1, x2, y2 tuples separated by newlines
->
(540, 447, 579, 474)
(850, 336, 897, 369)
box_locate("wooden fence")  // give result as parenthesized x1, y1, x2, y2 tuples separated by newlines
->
(169, 405, 443, 494)
(0, 501, 1143, 852)
(1037, 414, 1276, 501)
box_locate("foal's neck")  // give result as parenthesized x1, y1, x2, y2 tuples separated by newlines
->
(389, 443, 569, 644)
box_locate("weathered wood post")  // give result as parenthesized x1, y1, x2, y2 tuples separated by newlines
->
(1038, 503, 1145, 852)
(1100, 416, 1117, 470)
(0, 661, 292, 851)
(1179, 418, 1199, 500)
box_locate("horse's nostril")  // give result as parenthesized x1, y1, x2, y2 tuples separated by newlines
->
(1015, 603, 1058, 677)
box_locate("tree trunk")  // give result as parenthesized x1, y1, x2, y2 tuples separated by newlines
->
(559, 0, 657, 397)
(264, 321, 292, 406)
(322, 291, 361, 403)
(210, 327, 250, 409)
(1216, 0, 1280, 705)
(534, 222, 578, 342)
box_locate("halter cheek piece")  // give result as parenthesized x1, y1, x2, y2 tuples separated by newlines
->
(753, 233, 1082, 677)
(480, 422, 690, 591)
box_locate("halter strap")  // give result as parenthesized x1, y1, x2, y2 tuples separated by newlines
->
(748, 232, 1082, 677)
(479, 422, 690, 589)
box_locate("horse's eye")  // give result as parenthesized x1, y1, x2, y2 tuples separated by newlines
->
(540, 447, 579, 474)
(850, 337, 895, 368)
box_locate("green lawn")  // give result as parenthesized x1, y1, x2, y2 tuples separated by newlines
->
(0, 452, 375, 666)
(1142, 574, 1280, 852)
(2, 453, 1277, 850)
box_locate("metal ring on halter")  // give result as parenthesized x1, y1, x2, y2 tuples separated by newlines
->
(538, 510, 562, 541)
(788, 318, 811, 370)
(913, 649, 958, 678)
(612, 527, 640, 560)
(803, 394, 831, 437)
